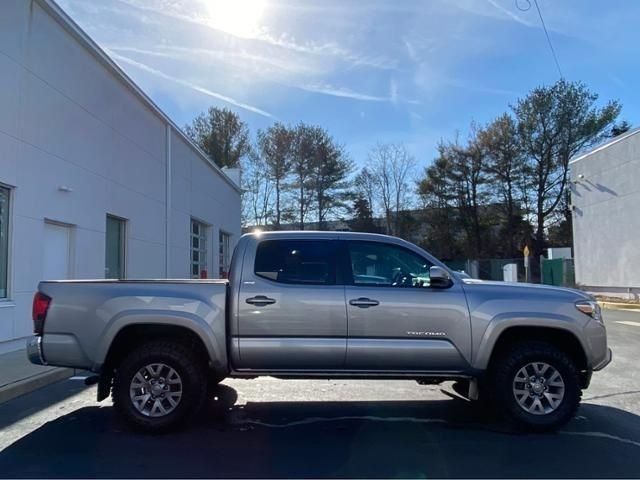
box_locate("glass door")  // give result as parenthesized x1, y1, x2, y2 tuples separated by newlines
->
(105, 215, 126, 279)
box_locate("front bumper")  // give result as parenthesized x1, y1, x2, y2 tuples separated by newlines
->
(593, 347, 613, 371)
(26, 336, 47, 366)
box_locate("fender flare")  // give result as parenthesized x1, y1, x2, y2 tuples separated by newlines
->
(472, 311, 588, 370)
(94, 310, 227, 375)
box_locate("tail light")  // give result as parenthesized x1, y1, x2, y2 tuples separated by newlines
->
(32, 292, 51, 335)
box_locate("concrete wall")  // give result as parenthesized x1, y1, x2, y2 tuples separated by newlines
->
(571, 129, 640, 294)
(0, 0, 241, 350)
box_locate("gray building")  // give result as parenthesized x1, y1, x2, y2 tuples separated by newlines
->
(0, 0, 241, 352)
(570, 128, 640, 299)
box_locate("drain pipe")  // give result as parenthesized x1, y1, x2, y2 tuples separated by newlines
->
(165, 124, 172, 278)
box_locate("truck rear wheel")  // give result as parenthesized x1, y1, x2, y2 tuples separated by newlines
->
(490, 340, 581, 432)
(112, 340, 207, 433)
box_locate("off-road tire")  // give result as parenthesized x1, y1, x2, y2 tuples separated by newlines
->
(489, 340, 581, 432)
(112, 340, 207, 433)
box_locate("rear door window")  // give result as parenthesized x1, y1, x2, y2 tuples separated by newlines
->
(254, 240, 337, 285)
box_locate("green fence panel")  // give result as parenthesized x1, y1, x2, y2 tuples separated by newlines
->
(542, 258, 564, 286)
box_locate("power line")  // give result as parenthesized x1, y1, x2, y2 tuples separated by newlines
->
(516, 0, 563, 78)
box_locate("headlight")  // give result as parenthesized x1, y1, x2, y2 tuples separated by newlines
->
(575, 300, 603, 322)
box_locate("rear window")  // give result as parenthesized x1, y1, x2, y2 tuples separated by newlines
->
(254, 240, 336, 285)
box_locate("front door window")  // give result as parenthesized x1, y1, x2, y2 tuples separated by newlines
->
(348, 241, 433, 288)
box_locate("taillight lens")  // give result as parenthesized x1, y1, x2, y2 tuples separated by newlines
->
(32, 292, 51, 335)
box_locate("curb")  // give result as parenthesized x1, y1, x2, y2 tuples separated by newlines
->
(598, 301, 640, 312)
(0, 367, 74, 405)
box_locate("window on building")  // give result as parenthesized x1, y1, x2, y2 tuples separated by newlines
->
(0, 186, 10, 299)
(254, 240, 336, 285)
(219, 231, 232, 278)
(191, 219, 208, 278)
(105, 215, 126, 279)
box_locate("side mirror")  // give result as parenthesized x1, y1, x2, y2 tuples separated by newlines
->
(429, 266, 452, 288)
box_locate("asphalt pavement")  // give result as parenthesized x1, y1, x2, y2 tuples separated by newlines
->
(1, 309, 640, 478)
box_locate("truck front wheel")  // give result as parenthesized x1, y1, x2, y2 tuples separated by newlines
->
(490, 340, 581, 431)
(112, 340, 207, 432)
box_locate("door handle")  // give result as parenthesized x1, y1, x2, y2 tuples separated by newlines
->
(349, 297, 380, 308)
(246, 295, 276, 307)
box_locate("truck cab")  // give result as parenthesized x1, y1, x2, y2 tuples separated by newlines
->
(229, 231, 472, 374)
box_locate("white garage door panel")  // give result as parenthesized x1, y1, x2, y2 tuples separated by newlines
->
(43, 222, 71, 280)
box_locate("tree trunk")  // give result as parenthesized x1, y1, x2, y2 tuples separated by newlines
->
(275, 178, 281, 230)
(506, 178, 515, 257)
(299, 182, 305, 230)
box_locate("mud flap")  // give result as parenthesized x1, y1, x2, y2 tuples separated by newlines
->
(97, 372, 113, 401)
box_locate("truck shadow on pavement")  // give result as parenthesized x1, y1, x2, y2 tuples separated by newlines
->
(1, 384, 640, 478)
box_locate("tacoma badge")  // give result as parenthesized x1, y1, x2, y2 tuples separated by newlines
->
(407, 331, 446, 337)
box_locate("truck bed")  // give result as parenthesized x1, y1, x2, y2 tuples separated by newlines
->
(34, 279, 229, 371)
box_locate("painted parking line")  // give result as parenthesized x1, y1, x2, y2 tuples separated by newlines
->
(616, 321, 640, 327)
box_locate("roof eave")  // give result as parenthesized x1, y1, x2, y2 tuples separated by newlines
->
(569, 127, 640, 165)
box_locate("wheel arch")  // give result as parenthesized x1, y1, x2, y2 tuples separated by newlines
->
(485, 325, 588, 380)
(97, 322, 221, 401)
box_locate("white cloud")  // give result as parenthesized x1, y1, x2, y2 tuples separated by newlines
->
(293, 81, 420, 105)
(446, 78, 520, 97)
(258, 32, 397, 70)
(108, 45, 406, 105)
(108, 51, 276, 118)
(390, 78, 399, 106)
(296, 83, 390, 102)
(108, 44, 321, 76)
(111, 0, 396, 70)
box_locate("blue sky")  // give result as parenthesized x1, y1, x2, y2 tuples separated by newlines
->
(58, 0, 639, 169)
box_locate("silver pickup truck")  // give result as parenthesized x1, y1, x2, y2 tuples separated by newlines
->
(27, 231, 611, 432)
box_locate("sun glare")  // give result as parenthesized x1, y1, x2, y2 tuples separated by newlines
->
(204, 0, 267, 38)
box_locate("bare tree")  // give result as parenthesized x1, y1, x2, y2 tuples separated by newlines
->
(368, 143, 416, 235)
(354, 167, 378, 216)
(241, 152, 274, 227)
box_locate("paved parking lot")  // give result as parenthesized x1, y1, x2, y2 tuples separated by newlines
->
(1, 309, 639, 478)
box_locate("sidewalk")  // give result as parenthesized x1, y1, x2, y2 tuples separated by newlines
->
(599, 302, 640, 312)
(0, 348, 74, 405)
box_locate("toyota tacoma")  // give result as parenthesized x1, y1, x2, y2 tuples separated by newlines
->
(28, 231, 611, 432)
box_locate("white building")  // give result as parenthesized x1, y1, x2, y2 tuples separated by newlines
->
(0, 0, 242, 352)
(570, 127, 640, 300)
